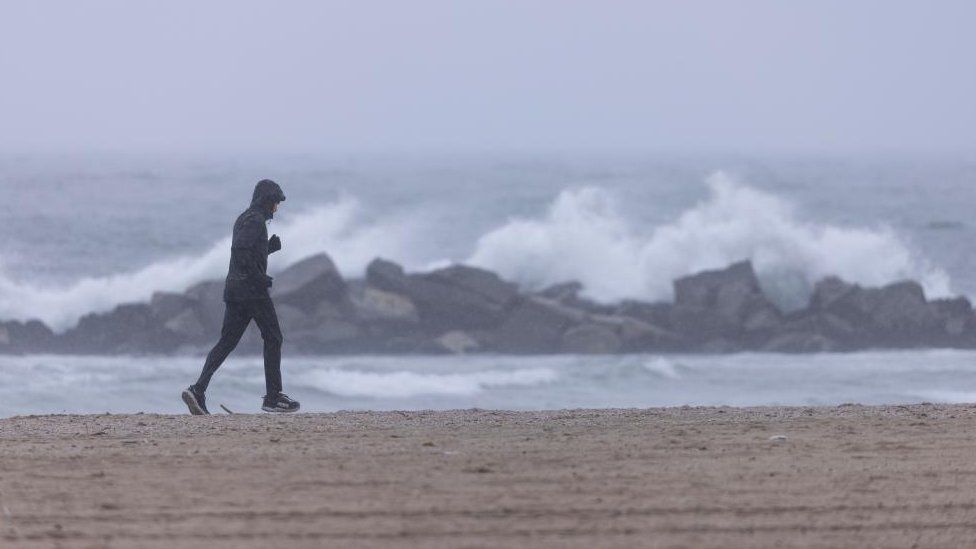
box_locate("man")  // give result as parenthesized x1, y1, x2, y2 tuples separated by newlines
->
(182, 179, 300, 414)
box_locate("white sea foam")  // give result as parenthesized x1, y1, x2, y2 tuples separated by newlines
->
(467, 172, 951, 310)
(642, 357, 682, 379)
(291, 367, 559, 398)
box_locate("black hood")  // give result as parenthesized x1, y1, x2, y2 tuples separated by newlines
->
(251, 179, 286, 218)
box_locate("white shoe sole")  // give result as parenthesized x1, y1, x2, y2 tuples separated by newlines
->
(261, 404, 300, 413)
(182, 390, 208, 415)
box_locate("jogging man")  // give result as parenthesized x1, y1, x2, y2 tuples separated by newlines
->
(182, 179, 300, 414)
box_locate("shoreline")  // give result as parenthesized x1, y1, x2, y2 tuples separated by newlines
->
(3, 404, 976, 548)
(4, 349, 976, 419)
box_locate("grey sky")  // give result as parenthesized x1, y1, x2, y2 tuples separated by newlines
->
(1, 1, 973, 153)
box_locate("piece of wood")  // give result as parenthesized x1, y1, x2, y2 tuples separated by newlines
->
(219, 404, 235, 415)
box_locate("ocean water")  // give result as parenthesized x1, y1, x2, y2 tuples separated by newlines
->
(2, 350, 976, 417)
(1, 153, 975, 414)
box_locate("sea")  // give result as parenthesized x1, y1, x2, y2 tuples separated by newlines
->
(1, 152, 975, 416)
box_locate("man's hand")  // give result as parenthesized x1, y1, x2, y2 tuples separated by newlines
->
(269, 234, 282, 254)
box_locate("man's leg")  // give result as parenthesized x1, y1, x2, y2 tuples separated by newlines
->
(194, 301, 251, 392)
(250, 298, 283, 396)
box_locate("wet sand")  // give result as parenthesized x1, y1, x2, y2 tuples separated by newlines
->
(2, 404, 976, 548)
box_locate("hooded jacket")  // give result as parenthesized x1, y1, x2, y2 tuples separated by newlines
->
(223, 180, 287, 301)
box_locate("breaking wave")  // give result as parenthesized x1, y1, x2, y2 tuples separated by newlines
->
(292, 367, 558, 398)
(0, 171, 953, 330)
(642, 357, 683, 379)
(467, 172, 951, 310)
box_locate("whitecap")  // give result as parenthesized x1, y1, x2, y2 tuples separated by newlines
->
(467, 172, 951, 311)
(291, 367, 559, 398)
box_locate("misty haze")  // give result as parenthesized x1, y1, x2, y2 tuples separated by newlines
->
(2, 2, 976, 548)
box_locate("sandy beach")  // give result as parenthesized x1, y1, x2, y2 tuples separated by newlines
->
(2, 404, 976, 548)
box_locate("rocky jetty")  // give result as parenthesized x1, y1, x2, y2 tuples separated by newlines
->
(3, 255, 976, 355)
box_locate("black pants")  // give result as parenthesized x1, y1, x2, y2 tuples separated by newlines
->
(194, 299, 283, 396)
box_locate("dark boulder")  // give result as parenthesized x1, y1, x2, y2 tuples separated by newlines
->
(183, 280, 225, 336)
(426, 265, 519, 305)
(870, 282, 942, 343)
(346, 285, 423, 350)
(162, 309, 207, 342)
(768, 311, 857, 350)
(404, 264, 519, 331)
(490, 297, 585, 353)
(616, 300, 674, 329)
(614, 317, 687, 352)
(808, 278, 944, 347)
(0, 320, 56, 354)
(699, 338, 743, 353)
(929, 297, 976, 344)
(535, 281, 616, 315)
(287, 318, 362, 353)
(351, 286, 420, 327)
(366, 258, 409, 294)
(808, 276, 857, 312)
(274, 303, 314, 334)
(149, 291, 197, 323)
(262, 296, 364, 353)
(669, 306, 738, 344)
(148, 290, 210, 347)
(561, 323, 622, 354)
(62, 303, 180, 354)
(671, 261, 782, 344)
(674, 261, 760, 314)
(273, 254, 350, 315)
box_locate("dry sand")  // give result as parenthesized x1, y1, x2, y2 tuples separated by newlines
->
(2, 404, 976, 548)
